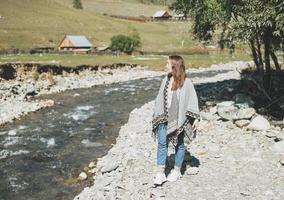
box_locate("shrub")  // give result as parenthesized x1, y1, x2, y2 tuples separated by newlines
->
(110, 34, 141, 54)
(73, 0, 83, 9)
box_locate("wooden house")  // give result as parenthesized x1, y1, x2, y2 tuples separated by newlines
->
(152, 10, 172, 20)
(58, 35, 93, 54)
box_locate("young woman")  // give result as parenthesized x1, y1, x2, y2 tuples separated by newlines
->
(152, 55, 200, 185)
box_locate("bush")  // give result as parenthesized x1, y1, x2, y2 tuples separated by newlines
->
(32, 71, 39, 81)
(110, 34, 141, 54)
(47, 72, 55, 85)
(73, 0, 83, 9)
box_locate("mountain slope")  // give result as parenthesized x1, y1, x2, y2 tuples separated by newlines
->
(0, 0, 198, 51)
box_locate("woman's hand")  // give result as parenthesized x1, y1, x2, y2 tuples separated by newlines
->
(192, 119, 199, 132)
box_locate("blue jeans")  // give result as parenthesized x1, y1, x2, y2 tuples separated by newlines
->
(156, 123, 185, 168)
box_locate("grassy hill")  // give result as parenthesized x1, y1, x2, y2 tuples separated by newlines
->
(0, 0, 201, 52)
(56, 0, 168, 16)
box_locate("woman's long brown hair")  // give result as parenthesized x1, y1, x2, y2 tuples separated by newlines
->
(168, 55, 187, 90)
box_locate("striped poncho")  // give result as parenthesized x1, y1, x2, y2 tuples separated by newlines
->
(152, 73, 200, 146)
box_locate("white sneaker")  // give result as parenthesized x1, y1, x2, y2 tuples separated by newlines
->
(166, 168, 182, 182)
(153, 172, 167, 185)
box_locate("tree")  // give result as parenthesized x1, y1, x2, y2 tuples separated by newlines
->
(73, 0, 83, 9)
(127, 26, 142, 49)
(170, 0, 284, 94)
(110, 34, 141, 54)
(169, 0, 191, 18)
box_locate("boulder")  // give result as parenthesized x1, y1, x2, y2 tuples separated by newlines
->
(247, 115, 270, 131)
(234, 108, 256, 120)
(217, 104, 238, 121)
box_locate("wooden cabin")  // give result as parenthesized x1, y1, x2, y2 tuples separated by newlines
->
(152, 10, 172, 20)
(58, 35, 93, 54)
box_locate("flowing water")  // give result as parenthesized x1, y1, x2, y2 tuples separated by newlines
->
(0, 69, 230, 200)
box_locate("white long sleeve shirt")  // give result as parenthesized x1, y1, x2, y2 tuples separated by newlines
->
(167, 76, 181, 108)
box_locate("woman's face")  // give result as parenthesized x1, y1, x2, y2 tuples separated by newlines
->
(165, 58, 172, 73)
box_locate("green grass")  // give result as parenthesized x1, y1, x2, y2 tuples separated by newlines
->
(56, 0, 167, 17)
(0, 52, 252, 71)
(0, 0, 200, 52)
(0, 0, 253, 68)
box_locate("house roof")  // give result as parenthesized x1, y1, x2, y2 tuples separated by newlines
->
(152, 10, 171, 18)
(66, 35, 92, 47)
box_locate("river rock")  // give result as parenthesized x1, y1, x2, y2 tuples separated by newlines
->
(235, 120, 250, 128)
(217, 104, 238, 121)
(247, 115, 270, 131)
(223, 121, 235, 129)
(234, 108, 256, 120)
(265, 130, 283, 141)
(101, 161, 120, 173)
(81, 139, 103, 148)
(88, 168, 96, 174)
(186, 167, 199, 175)
(43, 99, 55, 107)
(209, 106, 217, 114)
(201, 111, 216, 121)
(89, 161, 96, 168)
(78, 172, 88, 181)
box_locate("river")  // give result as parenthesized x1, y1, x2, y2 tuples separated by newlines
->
(0, 69, 230, 200)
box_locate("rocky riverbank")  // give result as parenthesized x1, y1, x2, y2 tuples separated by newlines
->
(0, 63, 164, 126)
(74, 60, 283, 199)
(0, 61, 249, 126)
(73, 101, 284, 200)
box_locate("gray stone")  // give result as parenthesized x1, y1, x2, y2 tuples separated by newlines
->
(186, 167, 199, 175)
(234, 108, 256, 120)
(223, 121, 236, 129)
(247, 115, 270, 131)
(265, 131, 283, 141)
(89, 161, 95, 168)
(235, 120, 250, 128)
(101, 161, 120, 173)
(201, 111, 215, 121)
(78, 172, 88, 181)
(81, 139, 103, 148)
(209, 106, 217, 114)
(217, 105, 238, 121)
